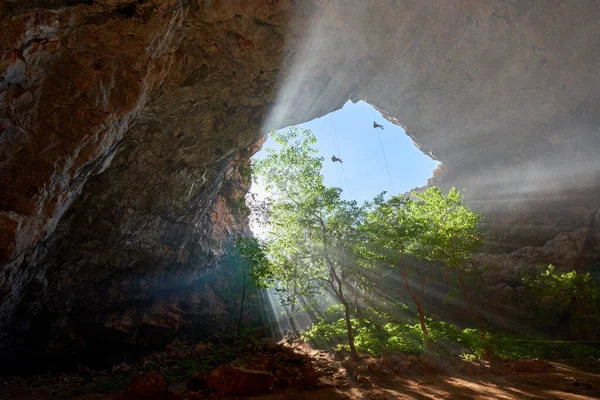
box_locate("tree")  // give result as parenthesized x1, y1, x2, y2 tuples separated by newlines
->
(523, 264, 600, 336)
(409, 188, 485, 340)
(363, 194, 433, 337)
(253, 127, 371, 359)
(222, 236, 274, 334)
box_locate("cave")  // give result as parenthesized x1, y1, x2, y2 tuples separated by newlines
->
(1, 0, 600, 396)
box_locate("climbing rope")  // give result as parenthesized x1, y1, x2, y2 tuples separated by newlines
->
(331, 124, 351, 191)
(377, 129, 396, 194)
(370, 104, 396, 194)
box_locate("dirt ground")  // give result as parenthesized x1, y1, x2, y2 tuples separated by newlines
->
(2, 344, 599, 400)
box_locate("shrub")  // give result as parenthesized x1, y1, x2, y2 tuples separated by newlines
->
(301, 305, 600, 361)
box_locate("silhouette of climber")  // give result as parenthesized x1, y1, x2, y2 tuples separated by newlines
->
(373, 121, 384, 130)
(331, 155, 343, 163)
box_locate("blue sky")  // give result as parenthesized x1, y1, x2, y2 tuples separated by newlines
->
(252, 100, 439, 204)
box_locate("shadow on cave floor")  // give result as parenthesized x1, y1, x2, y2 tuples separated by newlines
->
(1, 338, 599, 400)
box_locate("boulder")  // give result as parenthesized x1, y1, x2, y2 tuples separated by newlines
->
(208, 365, 276, 395)
(246, 354, 276, 372)
(367, 361, 381, 373)
(334, 348, 349, 361)
(187, 372, 208, 392)
(513, 358, 552, 373)
(392, 361, 411, 374)
(117, 372, 167, 400)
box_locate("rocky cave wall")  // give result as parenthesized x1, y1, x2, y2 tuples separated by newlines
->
(1, 0, 600, 368)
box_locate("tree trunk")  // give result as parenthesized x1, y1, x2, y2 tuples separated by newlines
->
(343, 300, 358, 360)
(416, 302, 429, 336)
(333, 279, 358, 360)
(574, 294, 596, 333)
(458, 273, 483, 331)
(400, 270, 428, 336)
(458, 272, 490, 357)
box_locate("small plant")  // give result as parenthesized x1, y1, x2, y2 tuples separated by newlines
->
(239, 159, 252, 185)
(230, 196, 250, 219)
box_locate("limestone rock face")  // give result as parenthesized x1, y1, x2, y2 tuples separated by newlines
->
(1, 0, 600, 365)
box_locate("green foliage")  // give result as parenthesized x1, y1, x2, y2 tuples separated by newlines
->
(302, 306, 486, 357)
(253, 127, 489, 356)
(253, 127, 374, 302)
(219, 237, 270, 332)
(302, 306, 600, 361)
(490, 336, 600, 361)
(139, 358, 202, 383)
(253, 127, 378, 354)
(235, 236, 274, 289)
(523, 265, 600, 310)
(362, 187, 483, 271)
(239, 159, 252, 185)
(522, 265, 600, 336)
(230, 196, 250, 219)
(361, 188, 484, 336)
(408, 187, 483, 271)
(85, 375, 132, 393)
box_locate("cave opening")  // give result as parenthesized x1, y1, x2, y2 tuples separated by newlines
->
(248, 100, 440, 336)
(251, 99, 439, 214)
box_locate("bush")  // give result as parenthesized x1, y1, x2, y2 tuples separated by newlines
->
(302, 305, 600, 361)
(490, 336, 600, 361)
(522, 265, 600, 337)
(302, 306, 486, 357)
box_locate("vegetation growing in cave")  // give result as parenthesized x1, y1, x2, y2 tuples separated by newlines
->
(522, 265, 600, 338)
(242, 127, 600, 363)
(248, 127, 490, 360)
(252, 127, 374, 359)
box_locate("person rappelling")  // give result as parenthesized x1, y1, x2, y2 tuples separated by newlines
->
(331, 155, 343, 163)
(373, 121, 384, 129)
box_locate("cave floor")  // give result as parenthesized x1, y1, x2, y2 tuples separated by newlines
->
(1, 341, 599, 400)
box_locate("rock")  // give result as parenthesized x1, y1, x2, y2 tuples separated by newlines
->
(192, 343, 213, 356)
(407, 355, 419, 363)
(334, 348, 349, 361)
(439, 360, 453, 372)
(418, 354, 438, 372)
(187, 373, 208, 392)
(409, 363, 424, 375)
(208, 365, 276, 395)
(112, 363, 132, 374)
(513, 358, 552, 373)
(3, 0, 600, 367)
(464, 363, 478, 377)
(167, 391, 184, 400)
(381, 354, 403, 368)
(392, 361, 411, 374)
(247, 355, 276, 372)
(367, 361, 381, 373)
(118, 372, 167, 400)
(357, 374, 374, 389)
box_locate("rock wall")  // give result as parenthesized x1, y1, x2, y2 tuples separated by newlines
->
(1, 0, 600, 366)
